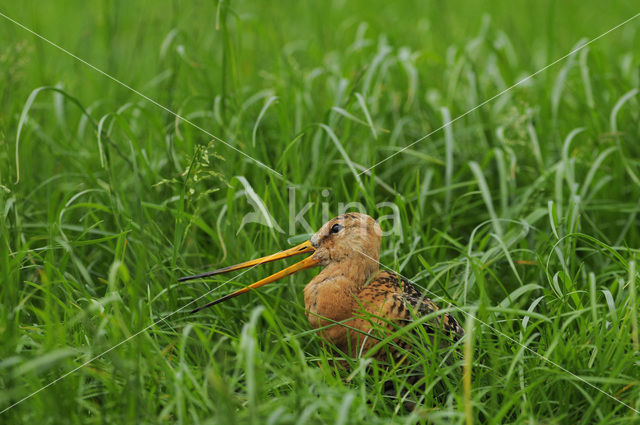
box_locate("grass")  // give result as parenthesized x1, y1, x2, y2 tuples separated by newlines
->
(1, 0, 639, 423)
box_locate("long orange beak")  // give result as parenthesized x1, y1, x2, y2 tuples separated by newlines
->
(179, 240, 319, 314)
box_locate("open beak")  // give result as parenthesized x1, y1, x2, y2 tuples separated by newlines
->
(179, 240, 319, 314)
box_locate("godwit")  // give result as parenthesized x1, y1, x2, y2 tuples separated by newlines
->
(180, 213, 464, 361)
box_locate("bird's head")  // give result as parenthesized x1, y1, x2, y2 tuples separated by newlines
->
(179, 213, 382, 313)
(310, 213, 382, 266)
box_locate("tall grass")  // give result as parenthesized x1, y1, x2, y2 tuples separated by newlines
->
(1, 0, 639, 423)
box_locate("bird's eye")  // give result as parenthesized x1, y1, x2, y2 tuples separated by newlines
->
(330, 223, 343, 234)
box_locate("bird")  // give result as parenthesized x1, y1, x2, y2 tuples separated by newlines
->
(179, 213, 464, 364)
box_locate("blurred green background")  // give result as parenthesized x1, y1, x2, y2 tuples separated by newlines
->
(1, 1, 639, 424)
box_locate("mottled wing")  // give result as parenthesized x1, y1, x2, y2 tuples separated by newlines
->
(362, 271, 464, 340)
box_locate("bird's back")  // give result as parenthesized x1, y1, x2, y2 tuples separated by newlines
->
(349, 270, 464, 360)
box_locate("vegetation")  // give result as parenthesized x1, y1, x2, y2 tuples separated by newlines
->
(1, 0, 639, 423)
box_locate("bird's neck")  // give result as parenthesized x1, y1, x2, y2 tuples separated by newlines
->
(317, 257, 379, 292)
(304, 254, 380, 317)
